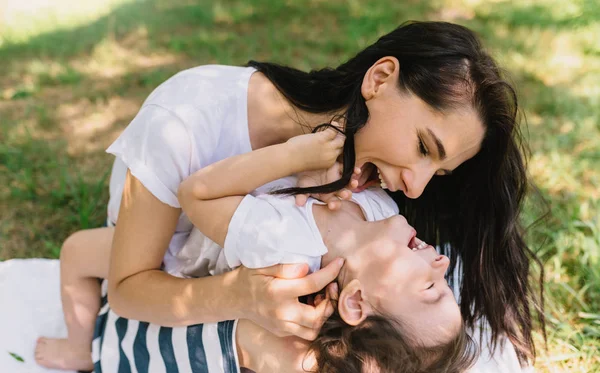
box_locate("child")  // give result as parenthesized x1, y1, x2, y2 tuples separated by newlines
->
(176, 127, 477, 372)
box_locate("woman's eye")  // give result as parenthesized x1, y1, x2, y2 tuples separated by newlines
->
(418, 137, 429, 156)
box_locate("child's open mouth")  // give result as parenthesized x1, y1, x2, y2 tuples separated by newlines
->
(408, 235, 431, 251)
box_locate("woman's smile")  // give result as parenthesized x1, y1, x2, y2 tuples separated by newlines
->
(353, 162, 397, 193)
(353, 161, 404, 194)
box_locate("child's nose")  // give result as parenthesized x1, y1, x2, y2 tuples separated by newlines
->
(432, 254, 450, 273)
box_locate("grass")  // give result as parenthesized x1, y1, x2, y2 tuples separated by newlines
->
(0, 0, 598, 371)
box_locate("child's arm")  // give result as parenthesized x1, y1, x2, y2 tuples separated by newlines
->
(177, 128, 344, 247)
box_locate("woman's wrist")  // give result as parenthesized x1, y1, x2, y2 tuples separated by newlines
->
(220, 267, 255, 320)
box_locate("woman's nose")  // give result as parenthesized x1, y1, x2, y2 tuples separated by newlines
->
(402, 166, 436, 199)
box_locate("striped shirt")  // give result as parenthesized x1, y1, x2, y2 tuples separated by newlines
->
(92, 280, 240, 373)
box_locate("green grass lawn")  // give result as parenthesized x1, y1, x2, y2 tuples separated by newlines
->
(0, 0, 598, 371)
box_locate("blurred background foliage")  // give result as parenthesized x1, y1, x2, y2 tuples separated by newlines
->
(0, 0, 598, 371)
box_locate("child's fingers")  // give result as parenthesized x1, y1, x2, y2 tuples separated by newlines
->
(295, 194, 309, 206)
(336, 189, 352, 200)
(322, 125, 339, 139)
(332, 133, 345, 148)
(348, 168, 361, 191)
(325, 121, 344, 142)
(317, 192, 342, 210)
(327, 199, 342, 210)
(329, 189, 352, 207)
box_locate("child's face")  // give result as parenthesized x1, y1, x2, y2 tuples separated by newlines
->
(353, 215, 462, 346)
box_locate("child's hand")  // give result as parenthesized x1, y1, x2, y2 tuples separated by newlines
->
(294, 164, 361, 210)
(286, 124, 345, 172)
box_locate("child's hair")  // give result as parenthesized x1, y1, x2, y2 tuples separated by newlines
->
(308, 307, 477, 373)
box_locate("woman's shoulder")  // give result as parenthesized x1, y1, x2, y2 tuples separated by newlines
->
(142, 64, 256, 112)
(133, 64, 256, 154)
(171, 64, 255, 82)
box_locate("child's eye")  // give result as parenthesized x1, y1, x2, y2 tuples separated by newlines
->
(427, 283, 435, 290)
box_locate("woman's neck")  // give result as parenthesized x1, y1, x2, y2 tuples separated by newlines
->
(247, 72, 344, 150)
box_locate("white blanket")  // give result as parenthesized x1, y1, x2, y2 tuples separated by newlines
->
(0, 259, 532, 373)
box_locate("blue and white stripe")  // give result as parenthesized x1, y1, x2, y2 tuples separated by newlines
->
(92, 280, 240, 373)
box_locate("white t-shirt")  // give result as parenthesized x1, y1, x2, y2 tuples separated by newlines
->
(178, 178, 399, 278)
(105, 65, 285, 275)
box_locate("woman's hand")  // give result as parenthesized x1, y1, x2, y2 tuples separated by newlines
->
(286, 124, 345, 172)
(231, 258, 345, 341)
(294, 164, 361, 210)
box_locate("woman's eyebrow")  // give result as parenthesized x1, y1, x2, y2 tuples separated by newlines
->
(427, 128, 447, 160)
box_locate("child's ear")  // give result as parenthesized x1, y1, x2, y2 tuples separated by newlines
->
(338, 279, 373, 326)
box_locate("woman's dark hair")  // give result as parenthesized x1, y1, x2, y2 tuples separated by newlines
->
(250, 21, 545, 365)
(308, 307, 477, 373)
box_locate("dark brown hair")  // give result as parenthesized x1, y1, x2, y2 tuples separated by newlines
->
(250, 20, 545, 365)
(308, 308, 477, 373)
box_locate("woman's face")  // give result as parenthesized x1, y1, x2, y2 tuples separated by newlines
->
(353, 58, 485, 199)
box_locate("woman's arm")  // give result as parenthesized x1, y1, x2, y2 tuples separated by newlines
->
(109, 171, 341, 333)
(178, 128, 344, 247)
(107, 131, 345, 339)
(107, 170, 246, 326)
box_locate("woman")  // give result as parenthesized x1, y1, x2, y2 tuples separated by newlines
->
(36, 20, 543, 371)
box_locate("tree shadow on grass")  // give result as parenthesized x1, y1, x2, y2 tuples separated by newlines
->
(0, 132, 111, 259)
(0, 1, 213, 61)
(475, 0, 599, 30)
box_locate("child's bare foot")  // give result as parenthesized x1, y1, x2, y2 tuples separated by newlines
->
(35, 337, 93, 371)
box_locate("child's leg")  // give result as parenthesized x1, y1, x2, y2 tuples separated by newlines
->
(35, 227, 114, 371)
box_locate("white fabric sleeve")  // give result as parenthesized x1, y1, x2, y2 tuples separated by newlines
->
(223, 195, 327, 269)
(106, 104, 192, 208)
(352, 188, 400, 221)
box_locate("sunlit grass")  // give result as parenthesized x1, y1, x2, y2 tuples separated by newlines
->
(0, 0, 598, 371)
(0, 0, 135, 45)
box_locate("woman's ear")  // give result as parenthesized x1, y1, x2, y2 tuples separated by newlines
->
(361, 56, 400, 101)
(338, 279, 373, 326)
